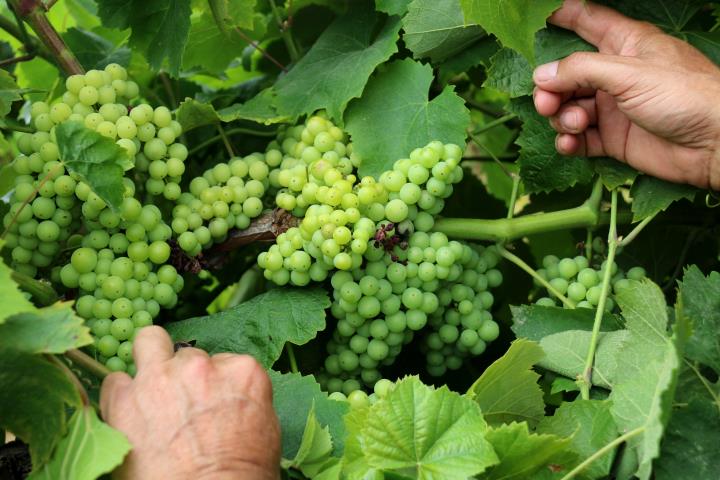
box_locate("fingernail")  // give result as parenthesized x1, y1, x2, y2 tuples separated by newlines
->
(561, 110, 579, 130)
(534, 61, 559, 82)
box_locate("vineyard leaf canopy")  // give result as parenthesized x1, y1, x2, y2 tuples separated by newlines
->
(271, 3, 401, 121)
(538, 400, 618, 479)
(27, 407, 131, 480)
(284, 406, 335, 478)
(55, 121, 131, 212)
(459, 0, 563, 63)
(375, 0, 411, 15)
(402, 0, 484, 63)
(609, 280, 690, 480)
(466, 339, 546, 427)
(483, 421, 575, 480)
(166, 288, 329, 368)
(0, 69, 24, 117)
(678, 266, 720, 374)
(96, 0, 191, 75)
(630, 175, 697, 221)
(62, 27, 131, 70)
(511, 305, 622, 339)
(0, 254, 37, 325)
(269, 370, 349, 459)
(0, 303, 93, 354)
(0, 351, 81, 467)
(346, 58, 470, 178)
(356, 376, 499, 479)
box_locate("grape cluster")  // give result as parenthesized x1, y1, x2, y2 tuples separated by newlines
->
(2, 64, 188, 373)
(534, 254, 647, 310)
(171, 155, 270, 255)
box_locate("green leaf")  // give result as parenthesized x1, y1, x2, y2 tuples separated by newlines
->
(217, 89, 293, 126)
(375, 0, 411, 15)
(269, 370, 349, 459)
(594, 157, 638, 190)
(678, 266, 720, 373)
(96, 0, 192, 75)
(0, 351, 81, 467)
(357, 376, 499, 479)
(55, 121, 130, 213)
(341, 405, 377, 479)
(209, 0, 256, 32)
(630, 175, 697, 222)
(285, 405, 336, 478)
(609, 280, 689, 480)
(485, 28, 594, 98)
(597, 0, 703, 32)
(460, 0, 562, 63)
(166, 288, 329, 367)
(437, 36, 499, 84)
(508, 97, 594, 193)
(175, 98, 222, 131)
(28, 406, 131, 480)
(0, 256, 37, 325)
(402, 0, 484, 63)
(0, 69, 23, 117)
(538, 400, 618, 479)
(270, 4, 400, 121)
(482, 421, 575, 480)
(63, 27, 131, 70)
(346, 59, 470, 178)
(467, 339, 546, 427)
(183, 6, 266, 73)
(0, 303, 92, 353)
(511, 304, 622, 340)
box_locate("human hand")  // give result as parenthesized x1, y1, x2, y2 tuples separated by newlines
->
(533, 0, 720, 190)
(100, 326, 281, 480)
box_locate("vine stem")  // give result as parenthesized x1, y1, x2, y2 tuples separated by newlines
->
(65, 349, 111, 380)
(217, 124, 235, 157)
(285, 344, 299, 374)
(188, 127, 278, 155)
(506, 175, 521, 220)
(498, 246, 576, 308)
(559, 426, 644, 480)
(618, 212, 657, 248)
(8, 0, 84, 75)
(268, 0, 299, 62)
(10, 271, 58, 305)
(48, 354, 90, 406)
(471, 113, 517, 136)
(578, 189, 618, 399)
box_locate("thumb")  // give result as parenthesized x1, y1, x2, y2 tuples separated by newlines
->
(533, 52, 639, 96)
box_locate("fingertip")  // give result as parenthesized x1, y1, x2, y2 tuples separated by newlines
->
(534, 89, 563, 117)
(556, 134, 580, 155)
(133, 326, 174, 371)
(99, 371, 132, 419)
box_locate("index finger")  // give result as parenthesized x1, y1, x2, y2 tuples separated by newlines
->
(549, 0, 649, 54)
(132, 325, 174, 371)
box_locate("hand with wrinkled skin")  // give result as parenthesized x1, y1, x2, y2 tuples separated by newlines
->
(533, 0, 720, 191)
(100, 326, 281, 480)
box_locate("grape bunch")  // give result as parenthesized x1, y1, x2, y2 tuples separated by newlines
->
(2, 64, 187, 373)
(534, 253, 647, 310)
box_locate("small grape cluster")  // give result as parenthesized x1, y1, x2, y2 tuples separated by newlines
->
(2, 64, 188, 373)
(534, 253, 647, 310)
(171, 155, 270, 255)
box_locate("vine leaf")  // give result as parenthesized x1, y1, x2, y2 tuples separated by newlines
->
(459, 0, 562, 63)
(166, 288, 330, 367)
(597, 0, 703, 32)
(483, 421, 575, 480)
(27, 406, 131, 480)
(353, 376, 499, 479)
(282, 405, 337, 478)
(466, 339, 546, 427)
(630, 175, 697, 221)
(62, 28, 131, 70)
(208, 0, 256, 32)
(0, 252, 37, 325)
(538, 400, 618, 479)
(269, 370, 349, 459)
(0, 303, 92, 353)
(402, 0, 485, 63)
(375, 0, 411, 15)
(55, 121, 131, 213)
(678, 266, 720, 374)
(508, 97, 595, 193)
(609, 280, 690, 480)
(176, 95, 290, 131)
(346, 58, 470, 179)
(511, 304, 623, 340)
(271, 3, 401, 121)
(0, 69, 24, 117)
(96, 0, 192, 76)
(0, 351, 81, 467)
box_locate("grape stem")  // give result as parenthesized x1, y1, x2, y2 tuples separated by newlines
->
(435, 179, 604, 241)
(48, 354, 90, 406)
(285, 343, 299, 374)
(187, 127, 278, 155)
(0, 14, 53, 63)
(559, 426, 644, 480)
(506, 175, 521, 220)
(497, 246, 576, 308)
(471, 113, 518, 136)
(617, 212, 657, 248)
(268, 0, 300, 63)
(7, 0, 84, 75)
(65, 349, 111, 380)
(578, 189, 618, 400)
(10, 271, 59, 306)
